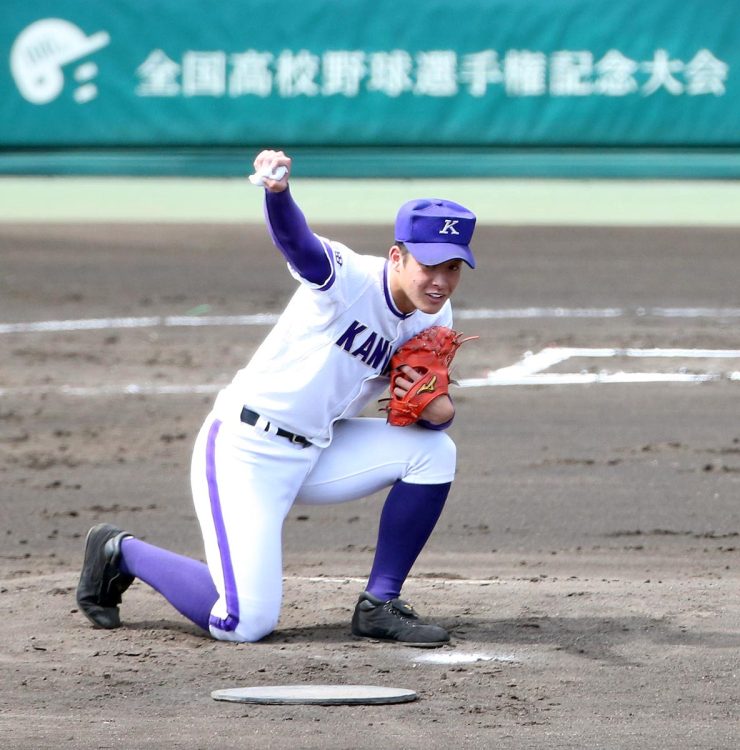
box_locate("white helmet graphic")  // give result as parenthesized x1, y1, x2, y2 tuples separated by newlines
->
(10, 18, 110, 104)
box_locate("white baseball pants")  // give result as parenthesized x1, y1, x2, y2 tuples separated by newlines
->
(190, 412, 456, 642)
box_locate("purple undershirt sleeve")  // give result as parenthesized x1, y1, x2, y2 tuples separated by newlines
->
(264, 188, 333, 286)
(417, 416, 454, 431)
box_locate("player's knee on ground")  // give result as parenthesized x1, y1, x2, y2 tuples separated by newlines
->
(209, 608, 280, 643)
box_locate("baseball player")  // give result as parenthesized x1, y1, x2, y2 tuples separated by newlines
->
(76, 149, 477, 646)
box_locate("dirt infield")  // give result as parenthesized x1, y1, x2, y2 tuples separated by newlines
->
(1, 223, 739, 749)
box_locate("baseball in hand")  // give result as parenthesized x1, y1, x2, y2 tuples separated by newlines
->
(249, 165, 288, 187)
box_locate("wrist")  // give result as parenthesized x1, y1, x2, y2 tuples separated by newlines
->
(419, 395, 455, 425)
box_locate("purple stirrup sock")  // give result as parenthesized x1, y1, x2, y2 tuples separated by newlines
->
(366, 480, 451, 602)
(118, 537, 218, 632)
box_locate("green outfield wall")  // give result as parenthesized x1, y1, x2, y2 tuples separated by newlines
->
(1, 0, 738, 177)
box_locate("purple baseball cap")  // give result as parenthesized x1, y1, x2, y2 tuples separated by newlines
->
(395, 198, 477, 269)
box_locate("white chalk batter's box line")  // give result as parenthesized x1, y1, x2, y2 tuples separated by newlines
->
(0, 346, 738, 398)
(458, 346, 740, 387)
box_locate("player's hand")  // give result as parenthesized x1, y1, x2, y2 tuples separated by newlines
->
(252, 149, 291, 192)
(393, 365, 455, 425)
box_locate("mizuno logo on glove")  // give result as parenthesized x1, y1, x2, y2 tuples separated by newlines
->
(417, 375, 437, 394)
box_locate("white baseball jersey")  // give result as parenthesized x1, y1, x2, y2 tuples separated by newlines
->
(214, 240, 453, 447)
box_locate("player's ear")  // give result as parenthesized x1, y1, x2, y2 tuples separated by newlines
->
(389, 244, 403, 268)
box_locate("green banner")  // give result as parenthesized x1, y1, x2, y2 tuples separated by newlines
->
(1, 0, 737, 147)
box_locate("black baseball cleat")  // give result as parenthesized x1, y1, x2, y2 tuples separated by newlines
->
(351, 591, 450, 647)
(76, 523, 134, 629)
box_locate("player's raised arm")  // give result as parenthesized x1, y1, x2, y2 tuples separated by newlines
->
(251, 149, 333, 287)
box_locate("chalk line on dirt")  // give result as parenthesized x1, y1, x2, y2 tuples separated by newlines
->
(3, 307, 740, 335)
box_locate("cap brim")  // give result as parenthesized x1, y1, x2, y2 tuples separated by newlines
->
(403, 241, 476, 269)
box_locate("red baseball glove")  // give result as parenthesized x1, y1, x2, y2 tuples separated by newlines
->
(385, 326, 477, 427)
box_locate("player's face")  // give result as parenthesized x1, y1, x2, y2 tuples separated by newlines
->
(389, 247, 463, 314)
